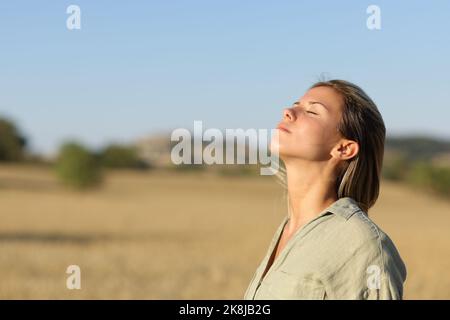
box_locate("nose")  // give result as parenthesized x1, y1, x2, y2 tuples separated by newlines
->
(283, 108, 296, 122)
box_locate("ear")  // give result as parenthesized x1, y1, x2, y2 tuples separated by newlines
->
(331, 139, 359, 161)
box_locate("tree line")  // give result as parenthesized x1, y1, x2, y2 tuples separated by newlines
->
(1, 116, 449, 197)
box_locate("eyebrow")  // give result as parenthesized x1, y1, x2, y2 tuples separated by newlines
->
(293, 101, 329, 111)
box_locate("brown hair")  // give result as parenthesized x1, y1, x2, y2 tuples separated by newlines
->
(276, 79, 386, 214)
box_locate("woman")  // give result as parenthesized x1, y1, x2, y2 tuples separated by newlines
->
(244, 80, 407, 300)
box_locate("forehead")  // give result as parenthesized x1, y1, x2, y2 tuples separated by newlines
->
(299, 86, 343, 112)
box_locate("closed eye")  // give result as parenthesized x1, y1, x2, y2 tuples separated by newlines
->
(307, 111, 318, 115)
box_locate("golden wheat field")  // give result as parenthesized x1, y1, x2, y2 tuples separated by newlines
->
(0, 164, 449, 299)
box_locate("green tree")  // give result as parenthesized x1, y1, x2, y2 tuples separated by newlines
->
(99, 144, 147, 169)
(0, 117, 27, 161)
(429, 166, 450, 197)
(56, 142, 102, 189)
(406, 161, 434, 190)
(382, 153, 410, 181)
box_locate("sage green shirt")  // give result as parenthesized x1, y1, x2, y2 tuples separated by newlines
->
(243, 197, 407, 300)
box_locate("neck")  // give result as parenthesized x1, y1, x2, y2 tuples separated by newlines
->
(283, 158, 338, 232)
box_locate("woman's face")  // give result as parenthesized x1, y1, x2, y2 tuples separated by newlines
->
(271, 86, 344, 162)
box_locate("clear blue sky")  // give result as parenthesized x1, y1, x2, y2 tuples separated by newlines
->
(1, 1, 449, 155)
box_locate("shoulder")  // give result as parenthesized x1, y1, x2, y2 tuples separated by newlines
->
(351, 211, 407, 278)
(324, 197, 401, 254)
(324, 206, 407, 284)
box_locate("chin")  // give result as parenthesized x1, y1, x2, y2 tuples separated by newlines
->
(277, 147, 309, 161)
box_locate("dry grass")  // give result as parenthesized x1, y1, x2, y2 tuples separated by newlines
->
(0, 164, 449, 299)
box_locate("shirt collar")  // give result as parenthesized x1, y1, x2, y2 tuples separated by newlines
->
(284, 197, 364, 223)
(325, 196, 363, 220)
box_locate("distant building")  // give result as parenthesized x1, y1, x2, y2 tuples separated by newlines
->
(134, 131, 264, 168)
(134, 133, 173, 168)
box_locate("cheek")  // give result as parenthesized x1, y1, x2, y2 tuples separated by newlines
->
(302, 117, 340, 146)
(295, 120, 327, 144)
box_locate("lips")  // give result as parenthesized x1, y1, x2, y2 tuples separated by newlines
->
(276, 124, 291, 133)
